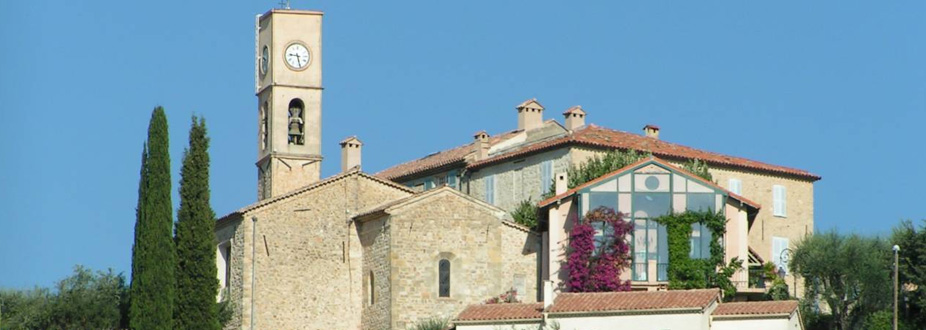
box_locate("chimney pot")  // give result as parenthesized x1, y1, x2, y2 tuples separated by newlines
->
(643, 124, 660, 139)
(339, 136, 363, 172)
(516, 98, 545, 131)
(473, 130, 490, 161)
(563, 106, 586, 131)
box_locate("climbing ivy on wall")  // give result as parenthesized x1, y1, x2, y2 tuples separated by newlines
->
(653, 210, 742, 299)
(565, 207, 634, 292)
(682, 158, 713, 182)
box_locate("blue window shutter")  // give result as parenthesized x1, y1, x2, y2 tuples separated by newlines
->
(425, 179, 433, 190)
(485, 175, 495, 204)
(541, 160, 552, 193)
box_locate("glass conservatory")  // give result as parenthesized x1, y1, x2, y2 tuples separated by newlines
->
(573, 162, 728, 283)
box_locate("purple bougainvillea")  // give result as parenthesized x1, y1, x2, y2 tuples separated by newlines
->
(565, 206, 633, 292)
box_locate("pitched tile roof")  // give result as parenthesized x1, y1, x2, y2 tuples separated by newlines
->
(712, 300, 799, 316)
(215, 169, 413, 226)
(562, 105, 585, 115)
(376, 124, 820, 182)
(375, 129, 523, 180)
(455, 303, 544, 322)
(548, 289, 720, 314)
(538, 157, 762, 211)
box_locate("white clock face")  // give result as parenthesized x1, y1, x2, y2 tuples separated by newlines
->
(284, 43, 310, 70)
(260, 46, 269, 74)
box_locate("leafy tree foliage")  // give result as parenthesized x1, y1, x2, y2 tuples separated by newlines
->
(654, 210, 742, 299)
(510, 198, 539, 230)
(892, 220, 926, 329)
(681, 158, 713, 182)
(565, 207, 633, 292)
(0, 266, 128, 330)
(791, 231, 892, 330)
(130, 106, 176, 330)
(174, 116, 220, 330)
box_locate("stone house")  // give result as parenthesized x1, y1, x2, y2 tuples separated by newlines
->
(377, 99, 821, 297)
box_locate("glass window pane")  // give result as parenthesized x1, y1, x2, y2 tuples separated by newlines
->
(439, 259, 450, 297)
(687, 193, 715, 212)
(586, 192, 618, 215)
(657, 222, 668, 281)
(633, 193, 671, 218)
(700, 223, 712, 259)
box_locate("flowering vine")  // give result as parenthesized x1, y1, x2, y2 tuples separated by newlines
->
(565, 206, 633, 292)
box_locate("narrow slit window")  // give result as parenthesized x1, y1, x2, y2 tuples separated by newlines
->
(439, 259, 450, 297)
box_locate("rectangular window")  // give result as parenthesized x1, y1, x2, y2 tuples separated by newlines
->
(541, 160, 553, 194)
(772, 236, 789, 274)
(728, 178, 742, 195)
(689, 223, 712, 260)
(425, 179, 434, 190)
(773, 185, 787, 217)
(485, 175, 495, 205)
(434, 175, 447, 187)
(447, 171, 457, 189)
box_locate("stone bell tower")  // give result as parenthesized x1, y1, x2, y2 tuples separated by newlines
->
(255, 9, 324, 200)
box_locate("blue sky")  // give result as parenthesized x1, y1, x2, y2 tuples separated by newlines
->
(0, 1, 923, 288)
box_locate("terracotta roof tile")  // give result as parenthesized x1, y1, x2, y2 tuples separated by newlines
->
(375, 130, 522, 180)
(455, 303, 544, 322)
(549, 289, 720, 314)
(712, 300, 799, 316)
(377, 123, 820, 182)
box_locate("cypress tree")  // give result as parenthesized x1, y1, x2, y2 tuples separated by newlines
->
(174, 116, 220, 330)
(130, 106, 175, 330)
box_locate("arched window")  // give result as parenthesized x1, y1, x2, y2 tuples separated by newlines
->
(439, 259, 450, 297)
(287, 99, 305, 145)
(368, 271, 375, 305)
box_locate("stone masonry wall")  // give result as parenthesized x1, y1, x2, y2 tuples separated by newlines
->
(216, 217, 245, 330)
(467, 148, 570, 212)
(359, 216, 391, 330)
(386, 191, 539, 329)
(231, 173, 410, 330)
(500, 223, 541, 302)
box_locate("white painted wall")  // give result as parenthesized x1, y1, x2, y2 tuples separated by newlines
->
(456, 322, 542, 330)
(712, 315, 800, 330)
(552, 312, 710, 330)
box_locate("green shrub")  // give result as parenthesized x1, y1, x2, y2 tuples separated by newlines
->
(407, 317, 449, 330)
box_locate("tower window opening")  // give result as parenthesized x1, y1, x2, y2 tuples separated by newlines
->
(260, 101, 269, 150)
(288, 99, 305, 145)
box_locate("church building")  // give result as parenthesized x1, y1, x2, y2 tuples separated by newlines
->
(215, 8, 819, 330)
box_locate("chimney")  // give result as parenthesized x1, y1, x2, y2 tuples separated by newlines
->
(543, 280, 556, 310)
(339, 136, 363, 172)
(555, 172, 568, 195)
(643, 124, 660, 139)
(473, 130, 490, 161)
(562, 106, 586, 131)
(516, 98, 545, 131)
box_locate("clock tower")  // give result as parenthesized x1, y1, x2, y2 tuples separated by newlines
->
(255, 9, 324, 200)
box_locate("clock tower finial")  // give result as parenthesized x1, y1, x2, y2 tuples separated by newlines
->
(254, 9, 324, 200)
